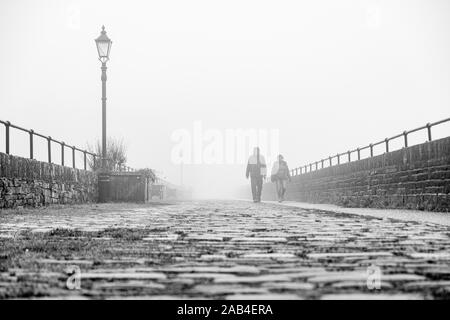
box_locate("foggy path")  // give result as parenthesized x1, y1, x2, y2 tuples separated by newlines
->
(1, 200, 449, 299)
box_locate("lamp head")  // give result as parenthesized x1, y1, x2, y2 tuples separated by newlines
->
(95, 25, 112, 63)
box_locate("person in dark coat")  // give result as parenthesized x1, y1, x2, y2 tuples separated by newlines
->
(246, 147, 267, 203)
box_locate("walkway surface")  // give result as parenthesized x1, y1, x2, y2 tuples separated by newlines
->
(0, 200, 449, 299)
(261, 200, 450, 227)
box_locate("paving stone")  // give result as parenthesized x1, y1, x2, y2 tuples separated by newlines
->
(30, 228, 53, 233)
(108, 295, 196, 300)
(94, 281, 166, 290)
(81, 272, 167, 280)
(307, 252, 393, 259)
(193, 285, 269, 295)
(215, 274, 292, 284)
(331, 281, 393, 289)
(177, 273, 238, 280)
(230, 237, 287, 243)
(142, 235, 178, 241)
(382, 274, 426, 281)
(186, 235, 224, 241)
(264, 267, 326, 274)
(241, 253, 296, 259)
(404, 281, 450, 289)
(162, 278, 196, 285)
(320, 293, 423, 300)
(101, 259, 146, 265)
(161, 266, 260, 274)
(408, 252, 450, 260)
(36, 259, 94, 266)
(262, 282, 315, 290)
(307, 271, 368, 283)
(32, 295, 90, 300)
(198, 255, 227, 261)
(225, 293, 300, 300)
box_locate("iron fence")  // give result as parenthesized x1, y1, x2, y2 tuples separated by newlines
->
(290, 117, 450, 177)
(0, 119, 134, 172)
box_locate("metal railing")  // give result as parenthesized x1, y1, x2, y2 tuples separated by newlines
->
(290, 117, 450, 177)
(0, 119, 134, 172)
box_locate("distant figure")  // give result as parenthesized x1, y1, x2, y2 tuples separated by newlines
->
(271, 154, 291, 202)
(246, 147, 267, 203)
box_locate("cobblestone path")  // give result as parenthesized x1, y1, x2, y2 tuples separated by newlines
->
(0, 200, 449, 299)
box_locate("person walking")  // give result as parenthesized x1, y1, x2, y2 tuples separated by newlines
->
(246, 147, 267, 203)
(270, 154, 291, 202)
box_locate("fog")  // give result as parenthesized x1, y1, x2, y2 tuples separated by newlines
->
(1, 0, 449, 199)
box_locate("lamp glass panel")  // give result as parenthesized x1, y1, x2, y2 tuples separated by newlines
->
(97, 41, 110, 58)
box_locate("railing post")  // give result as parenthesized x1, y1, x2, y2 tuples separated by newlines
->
(403, 131, 408, 148)
(329, 156, 332, 167)
(321, 159, 324, 169)
(72, 147, 76, 169)
(427, 123, 432, 141)
(29, 130, 34, 159)
(304, 165, 307, 173)
(347, 151, 351, 162)
(5, 121, 10, 154)
(315, 162, 318, 170)
(299, 167, 302, 175)
(61, 142, 65, 166)
(370, 144, 373, 157)
(84, 151, 87, 170)
(357, 148, 360, 160)
(337, 154, 340, 165)
(385, 138, 389, 153)
(47, 136, 52, 163)
(309, 163, 312, 172)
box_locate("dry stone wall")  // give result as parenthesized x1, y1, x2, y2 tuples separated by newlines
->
(0, 152, 97, 209)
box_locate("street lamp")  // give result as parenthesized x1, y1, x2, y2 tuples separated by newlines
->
(95, 26, 112, 202)
(95, 25, 112, 169)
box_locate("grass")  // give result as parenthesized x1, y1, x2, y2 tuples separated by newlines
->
(0, 225, 176, 298)
(0, 201, 176, 218)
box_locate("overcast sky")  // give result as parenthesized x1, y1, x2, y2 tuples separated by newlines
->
(1, 0, 449, 198)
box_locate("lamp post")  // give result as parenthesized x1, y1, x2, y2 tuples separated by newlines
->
(95, 26, 112, 202)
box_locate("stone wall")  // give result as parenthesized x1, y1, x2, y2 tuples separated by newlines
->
(262, 137, 450, 212)
(0, 152, 98, 209)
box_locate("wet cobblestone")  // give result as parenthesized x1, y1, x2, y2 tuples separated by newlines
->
(0, 200, 449, 299)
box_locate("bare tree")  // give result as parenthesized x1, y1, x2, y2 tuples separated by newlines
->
(87, 137, 128, 171)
